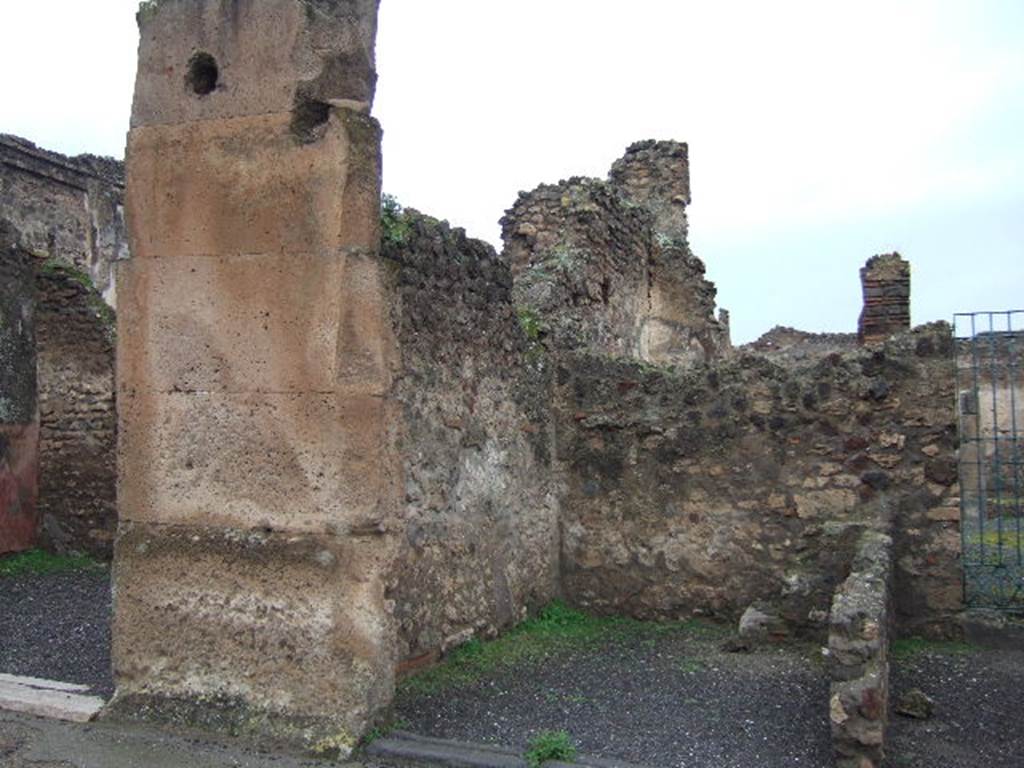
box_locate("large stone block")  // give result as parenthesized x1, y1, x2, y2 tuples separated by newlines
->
(126, 112, 380, 259)
(111, 522, 395, 748)
(117, 254, 347, 394)
(119, 390, 395, 535)
(132, 0, 379, 128)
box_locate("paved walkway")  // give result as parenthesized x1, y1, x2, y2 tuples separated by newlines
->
(0, 710, 338, 768)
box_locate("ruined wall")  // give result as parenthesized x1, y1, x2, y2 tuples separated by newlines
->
(0, 221, 39, 554)
(743, 326, 858, 363)
(383, 211, 560, 670)
(113, 0, 396, 750)
(501, 179, 652, 358)
(0, 136, 124, 557)
(555, 323, 961, 637)
(500, 143, 728, 367)
(0, 134, 127, 305)
(34, 263, 117, 557)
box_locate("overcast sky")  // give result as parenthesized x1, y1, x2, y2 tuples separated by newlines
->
(2, 1, 1021, 343)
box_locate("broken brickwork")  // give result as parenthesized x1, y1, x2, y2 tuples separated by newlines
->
(34, 264, 117, 557)
(859, 253, 911, 345)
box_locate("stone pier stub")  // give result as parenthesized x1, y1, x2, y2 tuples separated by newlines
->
(112, 0, 397, 752)
(858, 253, 910, 345)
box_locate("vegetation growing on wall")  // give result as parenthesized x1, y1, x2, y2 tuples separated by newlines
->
(381, 193, 410, 247)
(39, 259, 116, 334)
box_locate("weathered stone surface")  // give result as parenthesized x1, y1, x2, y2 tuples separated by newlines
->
(118, 390, 394, 533)
(0, 675, 104, 723)
(0, 223, 38, 426)
(132, 0, 379, 128)
(738, 605, 787, 641)
(111, 523, 393, 748)
(555, 323, 961, 634)
(500, 144, 728, 368)
(894, 688, 934, 719)
(125, 111, 380, 259)
(383, 211, 560, 664)
(117, 254, 348, 394)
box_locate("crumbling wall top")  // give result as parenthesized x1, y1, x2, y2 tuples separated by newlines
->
(608, 139, 690, 241)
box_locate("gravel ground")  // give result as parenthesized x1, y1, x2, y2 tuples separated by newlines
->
(885, 646, 1024, 768)
(394, 629, 833, 768)
(0, 568, 113, 696)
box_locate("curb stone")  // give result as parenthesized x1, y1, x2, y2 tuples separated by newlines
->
(366, 731, 652, 768)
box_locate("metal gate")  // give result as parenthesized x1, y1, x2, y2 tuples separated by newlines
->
(955, 311, 1024, 613)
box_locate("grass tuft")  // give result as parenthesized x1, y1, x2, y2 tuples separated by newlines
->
(525, 730, 577, 768)
(0, 549, 105, 578)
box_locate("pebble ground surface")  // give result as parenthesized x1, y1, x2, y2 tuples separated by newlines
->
(0, 567, 113, 696)
(2, 567, 1023, 768)
(885, 645, 1024, 768)
(394, 626, 833, 768)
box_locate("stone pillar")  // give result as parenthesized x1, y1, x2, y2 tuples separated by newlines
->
(112, 0, 397, 753)
(0, 221, 39, 554)
(858, 254, 910, 345)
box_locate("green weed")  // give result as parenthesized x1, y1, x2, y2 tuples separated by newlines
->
(891, 636, 976, 660)
(524, 730, 577, 768)
(398, 600, 724, 696)
(360, 718, 409, 747)
(0, 549, 105, 578)
(517, 307, 544, 341)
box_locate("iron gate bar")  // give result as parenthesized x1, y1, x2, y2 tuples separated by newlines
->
(954, 310, 1024, 613)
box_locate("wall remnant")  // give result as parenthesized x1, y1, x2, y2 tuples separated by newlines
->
(0, 134, 127, 306)
(859, 253, 910, 345)
(554, 324, 960, 636)
(501, 142, 729, 366)
(112, 0, 395, 752)
(34, 263, 117, 557)
(382, 210, 560, 669)
(828, 529, 893, 768)
(0, 221, 39, 555)
(0, 135, 124, 558)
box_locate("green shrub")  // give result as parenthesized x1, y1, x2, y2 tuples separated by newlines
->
(381, 193, 410, 247)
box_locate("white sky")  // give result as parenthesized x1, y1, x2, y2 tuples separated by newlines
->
(1, 0, 1021, 343)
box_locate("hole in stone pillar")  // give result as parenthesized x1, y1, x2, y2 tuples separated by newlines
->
(186, 52, 219, 96)
(290, 96, 331, 143)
